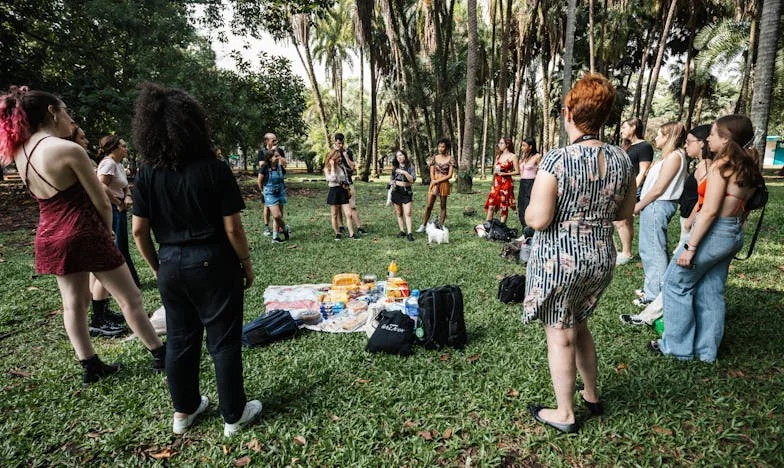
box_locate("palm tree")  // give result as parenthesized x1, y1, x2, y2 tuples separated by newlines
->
(750, 0, 782, 164)
(560, 0, 577, 146)
(290, 13, 331, 150)
(457, 0, 478, 193)
(312, 5, 354, 122)
(641, 0, 678, 129)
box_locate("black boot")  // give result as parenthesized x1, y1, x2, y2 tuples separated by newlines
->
(150, 344, 166, 372)
(89, 299, 127, 337)
(80, 355, 120, 386)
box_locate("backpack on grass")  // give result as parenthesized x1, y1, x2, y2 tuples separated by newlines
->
(418, 285, 467, 350)
(498, 274, 526, 304)
(242, 309, 300, 347)
(485, 219, 518, 242)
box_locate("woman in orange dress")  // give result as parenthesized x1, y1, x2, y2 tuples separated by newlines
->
(484, 137, 520, 223)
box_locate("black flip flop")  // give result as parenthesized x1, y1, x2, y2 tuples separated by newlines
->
(528, 404, 579, 434)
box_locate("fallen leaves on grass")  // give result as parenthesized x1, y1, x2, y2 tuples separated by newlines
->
(442, 427, 453, 439)
(222, 445, 231, 455)
(403, 420, 417, 428)
(233, 455, 252, 466)
(418, 430, 433, 441)
(506, 388, 520, 398)
(9, 369, 32, 378)
(246, 439, 263, 453)
(286, 244, 298, 249)
(354, 378, 370, 384)
(466, 354, 481, 363)
(26, 286, 39, 291)
(439, 353, 450, 361)
(149, 447, 175, 460)
(653, 426, 673, 436)
(330, 415, 341, 422)
(46, 309, 62, 318)
(293, 435, 306, 446)
(728, 369, 745, 378)
(614, 362, 628, 373)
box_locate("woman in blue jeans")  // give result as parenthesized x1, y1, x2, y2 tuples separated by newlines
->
(633, 122, 687, 306)
(131, 83, 261, 437)
(652, 115, 764, 362)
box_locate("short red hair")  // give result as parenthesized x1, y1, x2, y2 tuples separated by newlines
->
(564, 73, 616, 135)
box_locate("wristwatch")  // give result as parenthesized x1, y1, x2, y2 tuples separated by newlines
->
(685, 244, 698, 252)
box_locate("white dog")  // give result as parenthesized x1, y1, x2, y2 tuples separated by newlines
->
(426, 222, 449, 244)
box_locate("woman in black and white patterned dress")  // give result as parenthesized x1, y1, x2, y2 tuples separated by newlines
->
(523, 74, 636, 433)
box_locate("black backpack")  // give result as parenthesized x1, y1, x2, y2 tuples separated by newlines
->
(366, 309, 415, 356)
(418, 285, 467, 350)
(735, 182, 769, 261)
(485, 219, 518, 242)
(242, 309, 300, 347)
(498, 274, 526, 303)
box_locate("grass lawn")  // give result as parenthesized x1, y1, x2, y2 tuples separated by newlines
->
(1, 174, 783, 466)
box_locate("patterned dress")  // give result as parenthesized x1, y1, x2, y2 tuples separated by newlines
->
(484, 158, 517, 217)
(523, 144, 633, 328)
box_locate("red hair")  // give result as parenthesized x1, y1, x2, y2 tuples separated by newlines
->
(0, 86, 31, 165)
(564, 73, 616, 135)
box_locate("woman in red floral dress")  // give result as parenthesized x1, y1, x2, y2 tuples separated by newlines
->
(484, 137, 520, 223)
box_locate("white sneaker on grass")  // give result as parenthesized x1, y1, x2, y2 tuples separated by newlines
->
(415, 224, 426, 233)
(173, 395, 209, 434)
(615, 253, 632, 265)
(224, 400, 262, 437)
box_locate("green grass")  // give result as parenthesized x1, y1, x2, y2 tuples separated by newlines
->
(1, 175, 783, 466)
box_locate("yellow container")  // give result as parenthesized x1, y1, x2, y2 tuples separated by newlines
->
(332, 273, 361, 292)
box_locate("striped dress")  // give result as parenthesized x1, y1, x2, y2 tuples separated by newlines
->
(523, 143, 633, 328)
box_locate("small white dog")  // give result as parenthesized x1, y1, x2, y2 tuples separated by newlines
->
(426, 222, 449, 244)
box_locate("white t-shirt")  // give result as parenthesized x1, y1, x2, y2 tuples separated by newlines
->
(97, 157, 128, 201)
(640, 149, 686, 202)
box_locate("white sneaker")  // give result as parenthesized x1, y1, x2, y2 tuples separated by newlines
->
(223, 400, 262, 437)
(415, 224, 426, 233)
(615, 253, 632, 265)
(173, 395, 209, 434)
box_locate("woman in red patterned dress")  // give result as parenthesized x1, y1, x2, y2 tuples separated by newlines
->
(0, 87, 164, 385)
(484, 137, 520, 223)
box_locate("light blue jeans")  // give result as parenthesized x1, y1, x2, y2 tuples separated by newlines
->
(639, 199, 677, 300)
(660, 216, 744, 362)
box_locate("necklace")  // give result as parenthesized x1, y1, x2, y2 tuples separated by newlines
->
(572, 134, 600, 145)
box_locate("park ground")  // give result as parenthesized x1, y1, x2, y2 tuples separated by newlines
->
(0, 174, 783, 466)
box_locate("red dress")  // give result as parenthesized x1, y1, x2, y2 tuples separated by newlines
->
(24, 138, 125, 275)
(484, 158, 517, 218)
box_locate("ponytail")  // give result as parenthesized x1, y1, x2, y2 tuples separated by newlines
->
(0, 87, 32, 165)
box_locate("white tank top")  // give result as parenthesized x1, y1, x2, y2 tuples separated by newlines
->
(640, 149, 686, 202)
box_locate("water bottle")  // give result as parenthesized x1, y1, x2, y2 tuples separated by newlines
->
(320, 302, 327, 320)
(405, 289, 420, 325)
(332, 302, 344, 317)
(387, 259, 398, 278)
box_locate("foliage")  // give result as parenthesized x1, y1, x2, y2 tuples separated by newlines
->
(1, 176, 783, 464)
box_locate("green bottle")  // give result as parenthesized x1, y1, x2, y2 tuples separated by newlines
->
(653, 317, 664, 336)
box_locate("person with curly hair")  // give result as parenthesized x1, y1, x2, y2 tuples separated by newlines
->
(0, 86, 164, 385)
(131, 82, 260, 436)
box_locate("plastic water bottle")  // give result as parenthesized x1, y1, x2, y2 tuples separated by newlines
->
(320, 302, 327, 320)
(332, 302, 344, 317)
(405, 289, 420, 325)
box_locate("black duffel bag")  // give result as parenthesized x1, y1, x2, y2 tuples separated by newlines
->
(242, 309, 300, 347)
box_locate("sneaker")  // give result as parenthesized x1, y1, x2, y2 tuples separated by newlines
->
(350, 233, 360, 240)
(173, 396, 209, 435)
(619, 314, 647, 326)
(647, 340, 663, 355)
(415, 224, 426, 233)
(396, 231, 406, 238)
(224, 400, 262, 437)
(632, 298, 653, 307)
(357, 227, 368, 234)
(88, 318, 127, 337)
(338, 226, 345, 235)
(271, 235, 283, 243)
(634, 289, 645, 298)
(615, 253, 632, 265)
(80, 355, 120, 386)
(335, 233, 342, 241)
(406, 233, 414, 242)
(103, 309, 126, 326)
(263, 225, 271, 236)
(283, 225, 291, 241)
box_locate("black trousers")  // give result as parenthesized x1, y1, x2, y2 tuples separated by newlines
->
(517, 178, 535, 229)
(157, 243, 246, 423)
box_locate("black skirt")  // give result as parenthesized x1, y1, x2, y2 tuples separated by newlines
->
(391, 186, 413, 205)
(327, 186, 350, 205)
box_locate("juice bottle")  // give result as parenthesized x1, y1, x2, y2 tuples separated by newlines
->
(387, 259, 398, 278)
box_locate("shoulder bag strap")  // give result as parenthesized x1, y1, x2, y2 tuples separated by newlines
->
(734, 205, 765, 261)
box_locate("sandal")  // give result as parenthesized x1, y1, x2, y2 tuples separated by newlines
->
(528, 404, 579, 434)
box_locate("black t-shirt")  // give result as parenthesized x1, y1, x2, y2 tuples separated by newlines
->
(626, 140, 654, 175)
(132, 158, 245, 246)
(257, 146, 286, 174)
(340, 148, 355, 184)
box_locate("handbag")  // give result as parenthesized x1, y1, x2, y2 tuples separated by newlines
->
(366, 309, 415, 356)
(498, 274, 526, 303)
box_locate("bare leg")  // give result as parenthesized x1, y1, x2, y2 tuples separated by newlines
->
(500, 213, 508, 224)
(330, 205, 341, 234)
(56, 272, 95, 360)
(614, 218, 633, 257)
(269, 205, 285, 232)
(90, 273, 109, 301)
(402, 202, 413, 233)
(439, 195, 448, 225)
(341, 204, 355, 236)
(422, 193, 437, 226)
(263, 205, 270, 228)
(574, 321, 599, 403)
(93, 265, 162, 351)
(349, 186, 361, 228)
(394, 204, 405, 232)
(537, 325, 577, 425)
(486, 205, 496, 222)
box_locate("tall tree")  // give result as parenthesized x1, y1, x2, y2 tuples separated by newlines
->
(560, 0, 577, 146)
(457, 0, 478, 193)
(355, 0, 376, 181)
(641, 0, 678, 129)
(750, 0, 782, 164)
(290, 13, 331, 150)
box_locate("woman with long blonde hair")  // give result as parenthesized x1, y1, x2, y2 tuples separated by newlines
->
(324, 149, 356, 240)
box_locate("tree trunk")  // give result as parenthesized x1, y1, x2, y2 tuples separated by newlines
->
(480, 82, 489, 179)
(631, 27, 653, 118)
(736, 11, 760, 114)
(677, 6, 695, 122)
(750, 0, 782, 165)
(361, 43, 377, 181)
(457, 0, 477, 193)
(541, 53, 551, 150)
(641, 0, 678, 129)
(561, 0, 577, 146)
(359, 46, 364, 162)
(588, 0, 595, 73)
(289, 20, 330, 151)
(495, 0, 512, 140)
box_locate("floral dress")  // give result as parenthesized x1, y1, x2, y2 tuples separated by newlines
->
(484, 158, 517, 217)
(523, 144, 633, 328)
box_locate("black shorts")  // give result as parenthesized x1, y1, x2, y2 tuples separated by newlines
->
(391, 187, 413, 205)
(327, 186, 350, 205)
